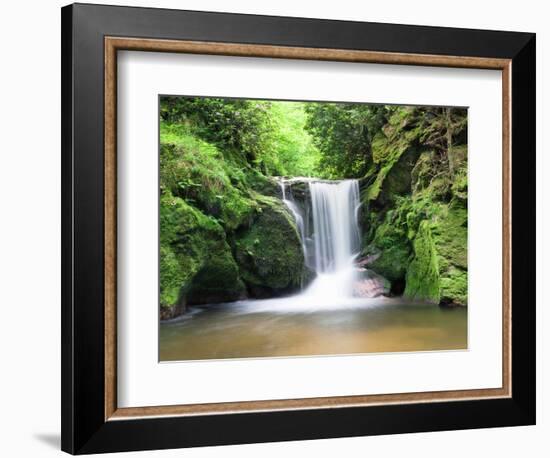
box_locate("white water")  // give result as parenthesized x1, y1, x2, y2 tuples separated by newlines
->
(171, 178, 371, 315)
(279, 181, 308, 261)
(278, 178, 363, 307)
(309, 180, 361, 274)
(304, 180, 362, 301)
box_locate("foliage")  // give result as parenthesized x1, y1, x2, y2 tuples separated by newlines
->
(360, 107, 468, 305)
(161, 97, 321, 178)
(161, 96, 272, 165)
(158, 95, 469, 315)
(304, 102, 389, 178)
(262, 102, 322, 176)
(160, 125, 259, 231)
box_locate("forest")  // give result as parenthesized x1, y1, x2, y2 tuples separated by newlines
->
(159, 96, 468, 319)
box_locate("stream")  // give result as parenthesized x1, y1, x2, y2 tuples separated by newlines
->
(160, 178, 467, 361)
(160, 299, 467, 361)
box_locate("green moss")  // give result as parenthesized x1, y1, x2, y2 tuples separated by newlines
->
(368, 245, 410, 283)
(234, 196, 305, 295)
(371, 132, 392, 164)
(451, 161, 468, 201)
(433, 203, 467, 270)
(160, 124, 265, 231)
(366, 211, 411, 282)
(160, 245, 185, 308)
(386, 106, 416, 129)
(404, 221, 441, 303)
(410, 150, 435, 193)
(158, 101, 469, 314)
(362, 152, 467, 306)
(365, 160, 395, 201)
(449, 144, 468, 175)
(365, 108, 424, 202)
(432, 202, 468, 305)
(187, 252, 246, 305)
(364, 194, 436, 283)
(439, 267, 467, 305)
(378, 147, 420, 204)
(160, 192, 245, 310)
(414, 149, 464, 200)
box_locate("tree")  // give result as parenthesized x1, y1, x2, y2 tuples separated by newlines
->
(304, 102, 388, 178)
(417, 107, 467, 175)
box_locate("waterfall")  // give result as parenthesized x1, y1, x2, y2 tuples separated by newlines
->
(280, 178, 362, 300)
(279, 181, 307, 260)
(309, 180, 361, 274)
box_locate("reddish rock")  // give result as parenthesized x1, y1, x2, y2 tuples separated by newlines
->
(353, 268, 390, 298)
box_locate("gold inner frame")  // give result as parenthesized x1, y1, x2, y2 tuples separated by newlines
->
(104, 37, 512, 421)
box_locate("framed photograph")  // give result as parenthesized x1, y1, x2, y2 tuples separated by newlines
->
(61, 3, 536, 454)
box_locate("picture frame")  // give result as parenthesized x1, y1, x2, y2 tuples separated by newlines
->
(61, 3, 536, 454)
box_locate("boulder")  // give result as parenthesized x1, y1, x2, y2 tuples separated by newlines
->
(432, 202, 468, 306)
(403, 220, 441, 303)
(353, 268, 390, 298)
(159, 192, 246, 315)
(234, 196, 307, 297)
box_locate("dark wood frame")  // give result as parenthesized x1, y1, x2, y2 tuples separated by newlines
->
(62, 3, 536, 454)
(104, 38, 513, 418)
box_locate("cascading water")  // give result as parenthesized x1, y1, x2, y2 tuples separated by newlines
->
(304, 180, 361, 300)
(161, 175, 463, 360)
(309, 180, 361, 273)
(279, 178, 362, 304)
(279, 180, 308, 262)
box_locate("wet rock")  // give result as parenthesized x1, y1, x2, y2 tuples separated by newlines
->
(356, 253, 380, 267)
(353, 268, 390, 298)
(234, 196, 307, 297)
(160, 302, 186, 321)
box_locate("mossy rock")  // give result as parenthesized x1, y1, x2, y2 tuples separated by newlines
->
(365, 113, 422, 203)
(366, 218, 411, 283)
(283, 179, 310, 201)
(364, 155, 401, 202)
(160, 133, 259, 232)
(432, 202, 468, 305)
(187, 252, 246, 305)
(160, 245, 187, 312)
(439, 267, 467, 306)
(362, 199, 412, 283)
(376, 147, 420, 205)
(433, 203, 467, 270)
(368, 244, 410, 284)
(449, 144, 468, 175)
(160, 192, 246, 313)
(404, 220, 441, 303)
(234, 196, 306, 297)
(247, 173, 280, 197)
(410, 149, 463, 200)
(411, 150, 435, 193)
(451, 161, 468, 201)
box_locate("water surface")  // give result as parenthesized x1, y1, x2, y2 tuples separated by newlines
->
(160, 297, 467, 361)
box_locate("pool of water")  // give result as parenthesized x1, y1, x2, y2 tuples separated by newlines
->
(159, 297, 467, 361)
